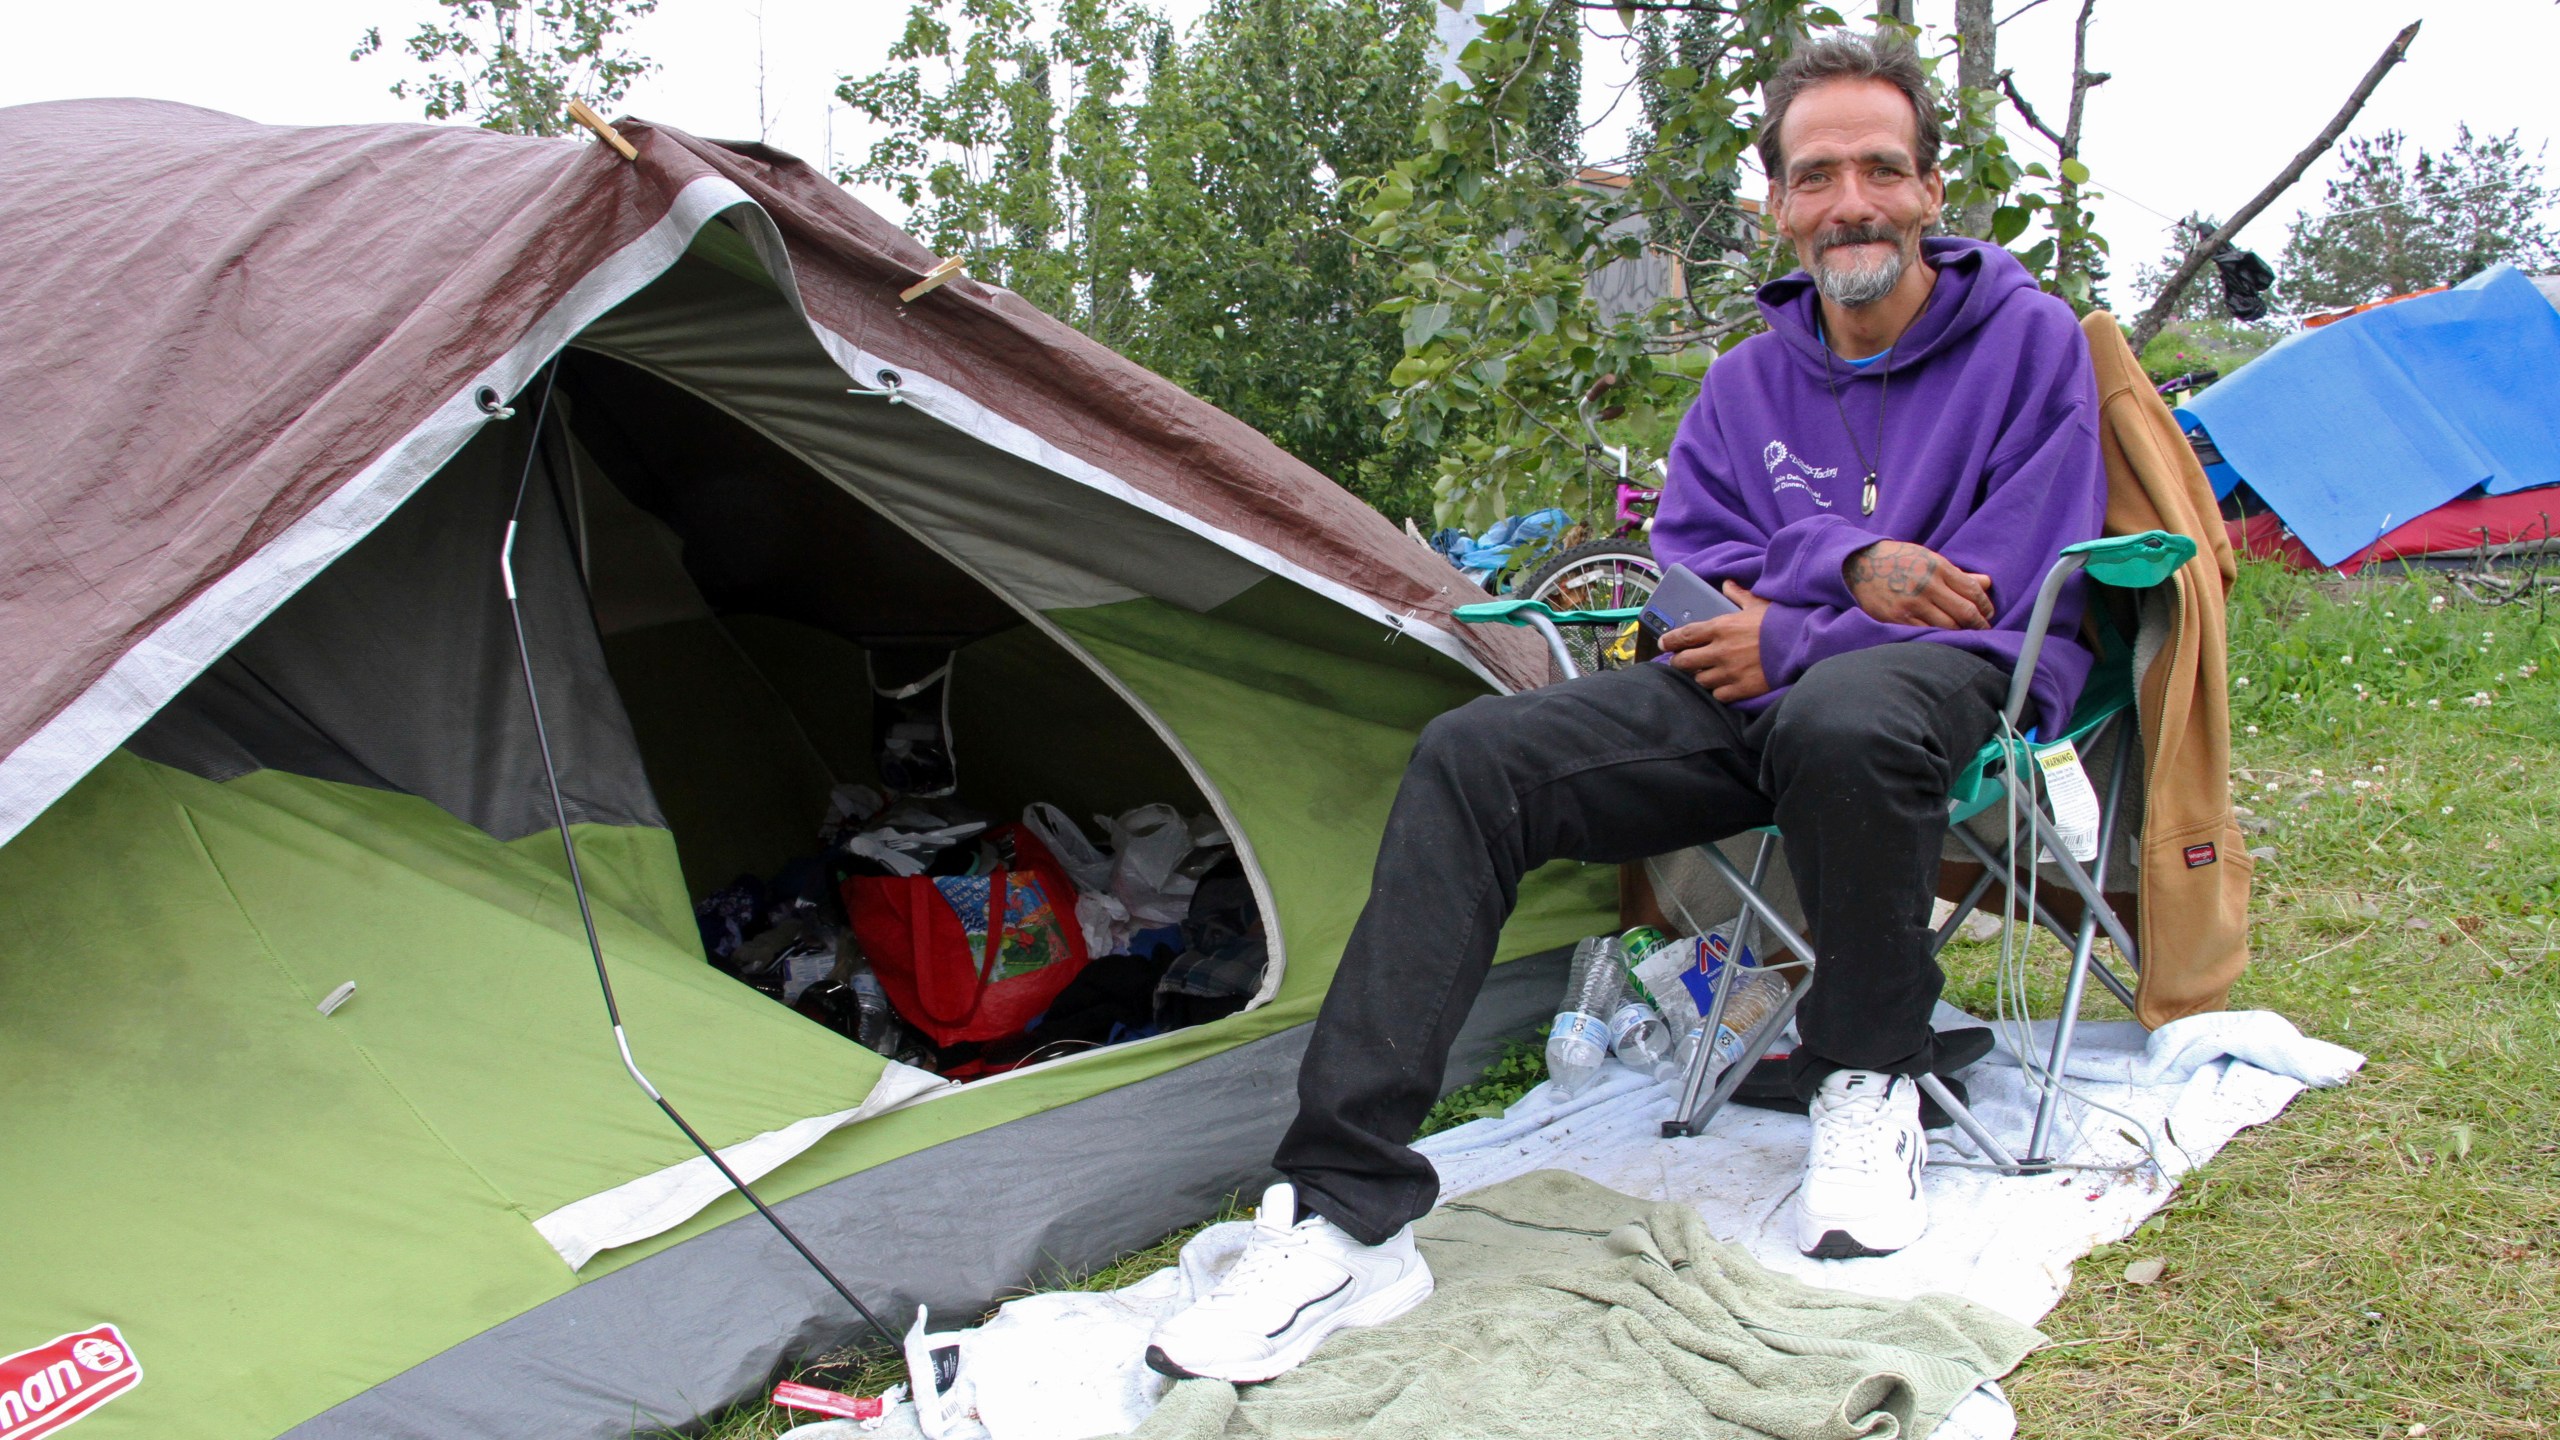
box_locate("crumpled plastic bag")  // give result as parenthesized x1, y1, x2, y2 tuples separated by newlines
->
(1024, 803, 1129, 955)
(1100, 804, 1200, 927)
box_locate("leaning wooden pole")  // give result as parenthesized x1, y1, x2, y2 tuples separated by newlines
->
(2127, 20, 2421, 350)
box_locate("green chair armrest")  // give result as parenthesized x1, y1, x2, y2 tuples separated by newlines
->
(2063, 530, 2196, 590)
(1452, 599, 1646, 627)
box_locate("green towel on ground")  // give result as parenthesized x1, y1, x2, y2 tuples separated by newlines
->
(1119, 1170, 2043, 1440)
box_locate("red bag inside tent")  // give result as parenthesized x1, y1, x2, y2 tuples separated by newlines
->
(846, 823, 1093, 1048)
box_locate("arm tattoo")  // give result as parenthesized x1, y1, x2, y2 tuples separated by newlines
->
(1847, 544, 1938, 598)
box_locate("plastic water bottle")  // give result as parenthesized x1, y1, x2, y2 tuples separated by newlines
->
(1671, 959, 1792, 1086)
(1547, 935, 1628, 1098)
(1607, 999, 1676, 1079)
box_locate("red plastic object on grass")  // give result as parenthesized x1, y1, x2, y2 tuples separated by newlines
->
(771, 1379, 888, 1421)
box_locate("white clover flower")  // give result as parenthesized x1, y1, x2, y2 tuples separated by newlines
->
(2341, 654, 2355, 664)
(2310, 768, 2325, 778)
(2441, 805, 2455, 815)
(2236, 675, 2251, 687)
(2245, 724, 2260, 736)
(2371, 764, 2386, 773)
(2464, 691, 2493, 708)
(2428, 698, 2442, 709)
(2430, 595, 2448, 612)
(2353, 779, 2372, 790)
(2381, 647, 2393, 655)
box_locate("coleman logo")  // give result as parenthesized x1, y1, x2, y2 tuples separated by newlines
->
(0, 1326, 140, 1440)
(2184, 843, 2218, 868)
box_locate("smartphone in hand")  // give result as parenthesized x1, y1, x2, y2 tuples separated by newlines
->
(1638, 562, 1740, 645)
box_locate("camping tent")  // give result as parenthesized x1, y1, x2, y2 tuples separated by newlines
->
(0, 99, 1614, 1439)
(2177, 265, 2560, 567)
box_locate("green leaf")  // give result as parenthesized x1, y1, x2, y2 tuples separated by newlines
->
(1528, 293, 1558, 335)
(1401, 300, 1452, 353)
(2060, 157, 2091, 185)
(1990, 205, 2031, 245)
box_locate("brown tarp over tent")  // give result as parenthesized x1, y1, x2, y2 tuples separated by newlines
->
(0, 98, 1539, 843)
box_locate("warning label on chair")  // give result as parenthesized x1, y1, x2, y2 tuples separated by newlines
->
(0, 1325, 141, 1439)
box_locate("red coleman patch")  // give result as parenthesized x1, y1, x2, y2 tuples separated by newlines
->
(0, 1326, 140, 1440)
(2183, 843, 2218, 868)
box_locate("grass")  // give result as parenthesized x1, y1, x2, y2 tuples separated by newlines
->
(2139, 317, 2282, 394)
(1983, 559, 2560, 1439)
(684, 559, 2559, 1439)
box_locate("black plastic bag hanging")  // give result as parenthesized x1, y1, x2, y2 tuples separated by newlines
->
(2213, 246, 2277, 322)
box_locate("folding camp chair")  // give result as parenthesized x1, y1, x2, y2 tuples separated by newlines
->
(1454, 529, 2196, 1174)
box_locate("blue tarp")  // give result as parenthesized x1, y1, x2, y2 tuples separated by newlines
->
(2178, 265, 2560, 566)
(1431, 507, 1573, 582)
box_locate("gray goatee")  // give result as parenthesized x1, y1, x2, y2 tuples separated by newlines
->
(1810, 223, 1917, 307)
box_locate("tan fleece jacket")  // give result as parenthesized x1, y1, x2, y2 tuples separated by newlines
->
(2083, 312, 2253, 1025)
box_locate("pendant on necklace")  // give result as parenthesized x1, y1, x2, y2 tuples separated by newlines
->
(1861, 473, 1878, 516)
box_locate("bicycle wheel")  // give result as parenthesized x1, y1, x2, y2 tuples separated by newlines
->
(1514, 537, 1660, 680)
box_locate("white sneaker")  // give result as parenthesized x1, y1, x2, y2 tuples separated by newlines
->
(1145, 1182, 1434, 1383)
(1795, 1069, 1928, 1259)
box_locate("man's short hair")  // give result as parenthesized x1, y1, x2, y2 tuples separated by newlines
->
(1757, 33, 1943, 185)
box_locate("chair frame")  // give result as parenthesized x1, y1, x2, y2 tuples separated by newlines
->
(1453, 530, 2192, 1174)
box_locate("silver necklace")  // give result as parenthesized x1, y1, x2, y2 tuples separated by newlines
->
(1817, 315, 1890, 517)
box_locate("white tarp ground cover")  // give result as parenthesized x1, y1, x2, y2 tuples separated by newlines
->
(809, 1007, 2360, 1440)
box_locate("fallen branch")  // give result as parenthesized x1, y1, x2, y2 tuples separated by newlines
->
(2127, 20, 2419, 350)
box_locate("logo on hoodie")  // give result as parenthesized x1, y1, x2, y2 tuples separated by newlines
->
(1761, 441, 1837, 509)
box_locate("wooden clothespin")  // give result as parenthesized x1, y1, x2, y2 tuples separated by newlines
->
(900, 256, 966, 304)
(565, 100, 639, 161)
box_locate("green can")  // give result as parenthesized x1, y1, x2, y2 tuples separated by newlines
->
(1618, 926, 1674, 962)
(1616, 926, 1674, 1009)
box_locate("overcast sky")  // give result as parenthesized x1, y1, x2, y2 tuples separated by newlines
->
(5, 1, 2547, 294)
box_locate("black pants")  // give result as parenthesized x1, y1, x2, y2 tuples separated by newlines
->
(1275, 642, 2008, 1244)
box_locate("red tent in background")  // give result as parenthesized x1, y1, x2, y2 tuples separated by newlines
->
(2228, 490, 2558, 574)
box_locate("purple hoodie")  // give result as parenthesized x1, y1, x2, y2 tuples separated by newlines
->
(1653, 237, 2106, 736)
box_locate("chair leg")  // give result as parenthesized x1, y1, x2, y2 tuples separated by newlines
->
(1916, 1073, 2024, 1171)
(2022, 719, 2139, 1159)
(1662, 841, 1817, 1139)
(1952, 825, 2143, 1013)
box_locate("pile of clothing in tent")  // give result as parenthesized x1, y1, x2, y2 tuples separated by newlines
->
(694, 787, 1263, 1079)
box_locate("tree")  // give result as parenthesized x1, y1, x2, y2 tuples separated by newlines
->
(2279, 126, 2560, 311)
(842, 0, 1449, 520)
(1363, 1, 2068, 529)
(1991, 0, 2109, 312)
(352, 0, 659, 137)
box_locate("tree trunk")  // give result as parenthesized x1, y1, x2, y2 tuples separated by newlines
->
(1954, 0, 1996, 237)
(1874, 0, 1914, 25)
(2129, 20, 2421, 349)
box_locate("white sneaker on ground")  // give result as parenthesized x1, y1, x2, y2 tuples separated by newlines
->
(1795, 1068, 1929, 1259)
(1145, 1181, 1434, 1383)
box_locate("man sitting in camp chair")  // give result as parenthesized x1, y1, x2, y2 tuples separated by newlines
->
(1145, 32, 2108, 1384)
